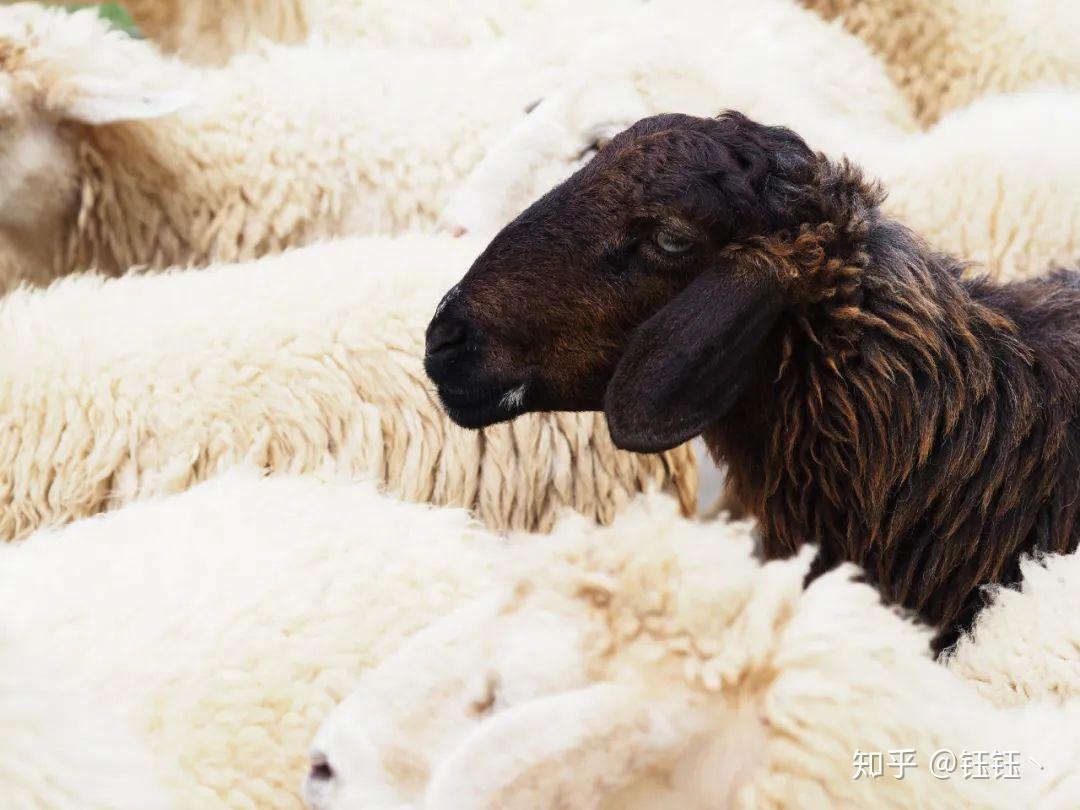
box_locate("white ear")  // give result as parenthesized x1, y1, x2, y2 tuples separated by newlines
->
(60, 77, 192, 125)
(424, 684, 702, 810)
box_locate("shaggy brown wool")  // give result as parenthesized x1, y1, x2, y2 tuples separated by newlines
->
(425, 111, 1080, 649)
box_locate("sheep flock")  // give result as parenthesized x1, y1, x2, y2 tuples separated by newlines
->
(1, 1, 1079, 809)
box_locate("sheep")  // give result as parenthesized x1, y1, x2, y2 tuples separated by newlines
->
(0, 469, 511, 810)
(0, 0, 915, 289)
(0, 637, 175, 810)
(306, 491, 1080, 810)
(424, 110, 1080, 651)
(799, 0, 1080, 125)
(0, 233, 694, 542)
(10, 468, 1072, 810)
(442, 87, 1080, 283)
(0, 3, 559, 288)
(947, 550, 1080, 709)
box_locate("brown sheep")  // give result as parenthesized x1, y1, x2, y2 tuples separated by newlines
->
(424, 111, 1080, 650)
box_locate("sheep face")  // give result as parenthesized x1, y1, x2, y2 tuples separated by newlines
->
(424, 112, 819, 449)
(303, 595, 597, 810)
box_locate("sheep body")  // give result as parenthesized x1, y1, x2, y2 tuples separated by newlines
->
(10, 468, 1075, 810)
(0, 638, 176, 810)
(948, 550, 1080, 708)
(870, 89, 1080, 281)
(799, 0, 1080, 124)
(0, 470, 509, 810)
(308, 490, 1080, 810)
(0, 234, 694, 541)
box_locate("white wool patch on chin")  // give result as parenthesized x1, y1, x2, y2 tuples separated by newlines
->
(500, 383, 527, 410)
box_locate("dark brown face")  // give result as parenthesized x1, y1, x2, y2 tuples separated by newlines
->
(425, 112, 820, 450)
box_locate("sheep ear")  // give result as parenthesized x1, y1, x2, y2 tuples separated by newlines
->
(59, 77, 191, 125)
(424, 684, 699, 810)
(604, 266, 783, 452)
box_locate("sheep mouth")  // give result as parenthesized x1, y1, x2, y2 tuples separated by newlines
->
(436, 382, 529, 429)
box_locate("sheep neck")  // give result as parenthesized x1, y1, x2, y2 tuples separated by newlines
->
(708, 202, 1080, 648)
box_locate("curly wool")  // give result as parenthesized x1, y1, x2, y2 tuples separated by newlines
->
(800, 0, 1080, 125)
(0, 235, 694, 542)
(0, 470, 511, 810)
(445, 88, 1080, 283)
(309, 491, 1080, 810)
(0, 4, 558, 288)
(868, 89, 1080, 281)
(947, 550, 1080, 708)
(0, 1, 913, 289)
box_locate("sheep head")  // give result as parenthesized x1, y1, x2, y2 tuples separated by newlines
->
(0, 4, 187, 254)
(304, 498, 777, 810)
(303, 591, 604, 810)
(424, 111, 867, 451)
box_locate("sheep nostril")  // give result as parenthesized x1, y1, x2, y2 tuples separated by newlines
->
(308, 752, 334, 782)
(425, 318, 469, 359)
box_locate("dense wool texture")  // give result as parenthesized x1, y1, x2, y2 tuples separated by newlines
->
(444, 88, 1080, 282)
(0, 0, 911, 288)
(0, 470, 509, 810)
(800, 0, 1080, 125)
(437, 0, 915, 235)
(872, 90, 1080, 281)
(10, 471, 1077, 810)
(308, 495, 1080, 810)
(0, 235, 694, 542)
(427, 112, 1080, 649)
(0, 639, 174, 810)
(709, 182, 1080, 647)
(948, 550, 1080, 708)
(0, 4, 556, 287)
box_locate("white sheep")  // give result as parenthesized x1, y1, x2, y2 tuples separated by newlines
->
(0, 0, 913, 288)
(0, 234, 694, 542)
(868, 89, 1080, 281)
(0, 469, 508, 810)
(0, 637, 175, 810)
(948, 550, 1080, 709)
(308, 500, 1080, 810)
(0, 3, 557, 287)
(800, 0, 1080, 125)
(443, 88, 1080, 282)
(6, 468, 1076, 809)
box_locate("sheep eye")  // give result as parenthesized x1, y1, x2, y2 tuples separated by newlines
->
(654, 229, 694, 255)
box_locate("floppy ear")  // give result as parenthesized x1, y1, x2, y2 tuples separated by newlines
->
(604, 265, 783, 452)
(424, 684, 701, 810)
(26, 7, 192, 126)
(59, 78, 191, 125)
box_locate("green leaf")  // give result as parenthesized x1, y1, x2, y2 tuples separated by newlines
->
(64, 3, 142, 39)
